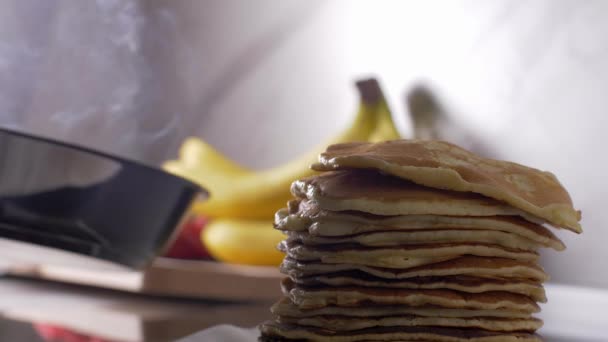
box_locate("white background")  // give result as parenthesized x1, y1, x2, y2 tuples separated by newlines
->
(1, 0, 606, 287)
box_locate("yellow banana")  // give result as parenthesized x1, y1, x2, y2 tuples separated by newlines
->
(164, 78, 404, 267)
(202, 218, 285, 266)
(177, 137, 251, 175)
(368, 99, 401, 142)
(163, 139, 252, 215)
(164, 78, 390, 219)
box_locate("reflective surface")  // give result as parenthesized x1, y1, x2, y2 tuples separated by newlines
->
(0, 320, 42, 342)
(0, 276, 272, 342)
(0, 128, 204, 269)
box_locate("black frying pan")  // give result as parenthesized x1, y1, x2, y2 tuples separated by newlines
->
(0, 128, 205, 270)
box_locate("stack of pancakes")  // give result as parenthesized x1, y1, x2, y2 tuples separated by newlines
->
(260, 140, 581, 342)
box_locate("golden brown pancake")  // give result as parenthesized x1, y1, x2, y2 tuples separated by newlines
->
(277, 314, 542, 332)
(292, 274, 546, 302)
(291, 170, 533, 218)
(311, 140, 581, 232)
(280, 241, 539, 268)
(282, 278, 540, 312)
(275, 200, 565, 250)
(280, 256, 548, 282)
(259, 322, 543, 341)
(271, 297, 533, 319)
(286, 229, 543, 252)
(261, 140, 583, 341)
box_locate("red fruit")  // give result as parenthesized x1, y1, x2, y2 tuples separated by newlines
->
(34, 323, 65, 340)
(164, 216, 212, 259)
(34, 323, 116, 342)
(60, 329, 89, 342)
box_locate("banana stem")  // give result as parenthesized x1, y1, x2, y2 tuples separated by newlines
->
(356, 78, 385, 106)
(357, 78, 402, 141)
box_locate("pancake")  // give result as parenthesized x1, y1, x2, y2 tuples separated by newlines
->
(259, 322, 543, 342)
(311, 140, 581, 232)
(286, 229, 543, 252)
(275, 200, 565, 250)
(271, 297, 533, 319)
(282, 278, 540, 312)
(292, 170, 535, 218)
(280, 256, 548, 282)
(293, 274, 546, 302)
(259, 140, 583, 341)
(277, 315, 543, 332)
(280, 241, 539, 267)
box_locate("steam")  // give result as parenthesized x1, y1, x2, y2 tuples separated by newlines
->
(0, 0, 182, 166)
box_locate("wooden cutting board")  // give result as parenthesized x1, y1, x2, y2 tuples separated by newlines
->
(5, 257, 283, 302)
(0, 238, 283, 301)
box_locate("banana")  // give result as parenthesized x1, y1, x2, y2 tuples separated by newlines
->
(368, 99, 401, 142)
(178, 137, 251, 175)
(164, 78, 391, 219)
(164, 78, 404, 266)
(202, 218, 285, 266)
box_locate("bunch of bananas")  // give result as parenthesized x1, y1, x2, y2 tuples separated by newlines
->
(163, 78, 401, 266)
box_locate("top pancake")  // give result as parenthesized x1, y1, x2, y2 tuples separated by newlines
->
(292, 170, 528, 218)
(311, 140, 581, 233)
